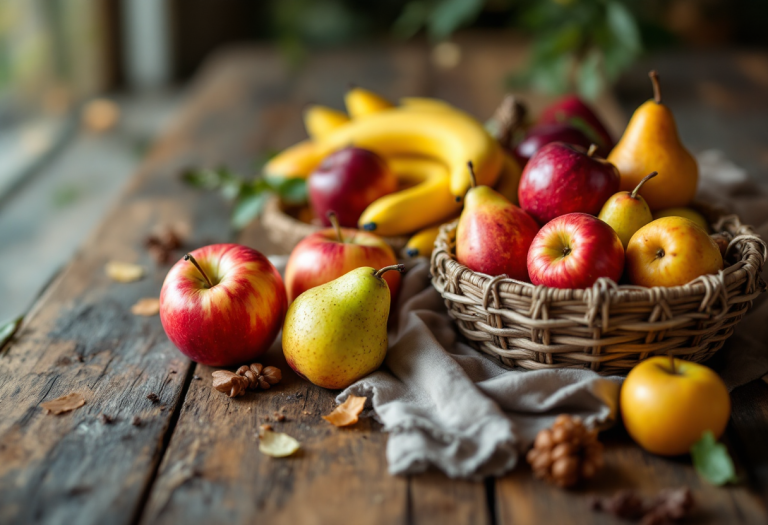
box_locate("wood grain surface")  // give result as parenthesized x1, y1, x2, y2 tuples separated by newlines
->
(1, 36, 767, 525)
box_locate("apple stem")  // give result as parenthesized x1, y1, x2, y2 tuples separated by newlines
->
(631, 171, 658, 199)
(327, 211, 344, 243)
(649, 70, 662, 104)
(587, 144, 598, 157)
(184, 254, 214, 288)
(374, 264, 405, 279)
(467, 161, 477, 189)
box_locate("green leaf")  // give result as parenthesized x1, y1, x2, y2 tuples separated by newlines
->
(0, 316, 23, 351)
(427, 0, 484, 41)
(392, 1, 429, 40)
(691, 431, 737, 486)
(231, 190, 270, 230)
(606, 2, 641, 52)
(273, 177, 308, 205)
(575, 49, 605, 101)
(181, 168, 225, 190)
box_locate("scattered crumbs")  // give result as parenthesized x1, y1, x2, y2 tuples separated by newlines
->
(131, 416, 142, 426)
(146, 393, 160, 403)
(274, 413, 286, 422)
(193, 375, 202, 380)
(302, 410, 311, 416)
(259, 423, 273, 434)
(98, 413, 114, 425)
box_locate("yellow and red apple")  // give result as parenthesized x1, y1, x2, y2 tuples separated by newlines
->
(284, 215, 400, 303)
(621, 356, 731, 456)
(527, 212, 624, 289)
(159, 243, 287, 366)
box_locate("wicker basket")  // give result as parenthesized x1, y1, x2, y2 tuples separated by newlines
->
(261, 196, 409, 253)
(430, 204, 767, 375)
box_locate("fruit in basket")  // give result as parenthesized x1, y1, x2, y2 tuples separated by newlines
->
(492, 153, 523, 205)
(512, 123, 594, 165)
(625, 216, 723, 287)
(159, 244, 287, 367)
(262, 139, 325, 180)
(345, 86, 394, 117)
(653, 207, 710, 232)
(598, 171, 658, 249)
(304, 105, 349, 139)
(282, 264, 405, 389)
(537, 95, 614, 152)
(285, 212, 400, 302)
(620, 356, 730, 456)
(456, 163, 539, 280)
(404, 224, 442, 258)
(358, 157, 461, 236)
(309, 147, 398, 227)
(518, 143, 620, 225)
(608, 71, 698, 211)
(527, 213, 624, 289)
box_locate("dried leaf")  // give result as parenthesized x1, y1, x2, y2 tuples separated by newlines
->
(322, 395, 367, 427)
(131, 298, 160, 316)
(41, 393, 86, 415)
(258, 429, 300, 457)
(106, 261, 144, 283)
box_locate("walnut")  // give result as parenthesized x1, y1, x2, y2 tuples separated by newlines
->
(526, 414, 603, 488)
(212, 370, 249, 397)
(236, 363, 282, 390)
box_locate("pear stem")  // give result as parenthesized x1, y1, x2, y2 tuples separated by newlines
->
(631, 171, 658, 199)
(467, 161, 477, 189)
(649, 70, 662, 104)
(327, 211, 344, 242)
(587, 144, 598, 157)
(668, 353, 677, 375)
(374, 264, 405, 278)
(184, 254, 213, 288)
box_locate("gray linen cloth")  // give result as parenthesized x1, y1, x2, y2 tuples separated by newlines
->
(331, 150, 768, 479)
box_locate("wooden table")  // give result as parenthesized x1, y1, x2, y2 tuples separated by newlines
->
(2, 36, 767, 525)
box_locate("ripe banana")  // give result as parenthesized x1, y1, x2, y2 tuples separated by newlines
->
(315, 107, 502, 197)
(399, 97, 456, 112)
(404, 224, 443, 259)
(493, 154, 523, 205)
(304, 105, 349, 139)
(262, 139, 324, 180)
(345, 87, 394, 118)
(358, 157, 461, 236)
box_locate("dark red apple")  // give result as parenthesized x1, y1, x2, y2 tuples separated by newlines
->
(527, 213, 624, 289)
(537, 95, 614, 152)
(518, 142, 620, 225)
(513, 123, 594, 165)
(309, 147, 398, 227)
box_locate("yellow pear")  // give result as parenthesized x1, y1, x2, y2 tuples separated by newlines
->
(608, 71, 698, 211)
(598, 171, 657, 249)
(282, 264, 403, 390)
(653, 207, 710, 233)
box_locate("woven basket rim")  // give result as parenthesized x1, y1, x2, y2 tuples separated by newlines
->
(433, 202, 767, 305)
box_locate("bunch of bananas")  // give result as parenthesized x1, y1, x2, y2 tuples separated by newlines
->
(264, 87, 522, 257)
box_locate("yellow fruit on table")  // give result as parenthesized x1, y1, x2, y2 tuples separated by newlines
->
(608, 71, 698, 210)
(626, 216, 723, 287)
(621, 356, 730, 456)
(653, 207, 710, 233)
(262, 139, 324, 180)
(598, 171, 657, 249)
(345, 87, 394, 118)
(304, 105, 350, 139)
(404, 224, 444, 258)
(492, 153, 523, 205)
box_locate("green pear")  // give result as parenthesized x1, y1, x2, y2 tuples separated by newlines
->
(598, 171, 657, 249)
(282, 264, 404, 389)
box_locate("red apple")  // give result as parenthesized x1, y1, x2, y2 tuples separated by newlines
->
(159, 244, 287, 366)
(309, 146, 398, 227)
(518, 142, 620, 225)
(512, 124, 594, 165)
(284, 212, 400, 302)
(537, 95, 614, 152)
(527, 213, 624, 289)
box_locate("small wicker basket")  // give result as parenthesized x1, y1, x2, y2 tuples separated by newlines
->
(430, 204, 767, 375)
(261, 196, 409, 253)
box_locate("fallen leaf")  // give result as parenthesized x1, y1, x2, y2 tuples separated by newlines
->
(106, 261, 144, 283)
(41, 393, 86, 415)
(691, 431, 737, 485)
(322, 395, 367, 427)
(258, 429, 300, 457)
(131, 298, 160, 316)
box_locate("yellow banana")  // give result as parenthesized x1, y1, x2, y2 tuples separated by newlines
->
(404, 225, 442, 259)
(262, 139, 325, 180)
(399, 97, 456, 112)
(358, 157, 461, 236)
(304, 105, 350, 139)
(493, 154, 523, 205)
(316, 107, 502, 198)
(345, 87, 394, 118)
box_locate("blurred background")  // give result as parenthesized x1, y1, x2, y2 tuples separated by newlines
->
(1, 0, 767, 322)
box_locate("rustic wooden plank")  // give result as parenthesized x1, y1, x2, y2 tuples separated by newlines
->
(495, 428, 766, 524)
(141, 43, 490, 524)
(0, 48, 292, 525)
